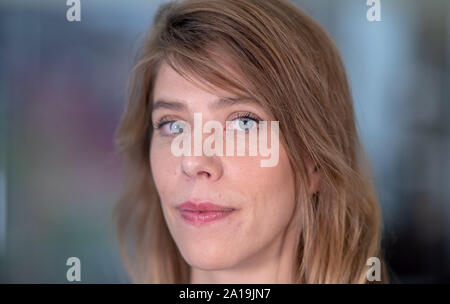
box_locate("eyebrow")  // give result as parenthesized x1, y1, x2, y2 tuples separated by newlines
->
(151, 97, 255, 113)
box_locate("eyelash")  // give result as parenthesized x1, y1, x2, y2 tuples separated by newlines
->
(231, 112, 261, 124)
(153, 117, 174, 130)
(153, 112, 262, 131)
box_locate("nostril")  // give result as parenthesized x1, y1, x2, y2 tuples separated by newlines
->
(198, 171, 211, 178)
(180, 156, 223, 181)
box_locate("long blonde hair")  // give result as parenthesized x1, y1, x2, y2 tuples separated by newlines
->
(114, 0, 388, 283)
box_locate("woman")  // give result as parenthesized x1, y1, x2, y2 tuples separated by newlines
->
(114, 0, 388, 283)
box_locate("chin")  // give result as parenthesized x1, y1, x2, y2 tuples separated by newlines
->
(180, 244, 238, 271)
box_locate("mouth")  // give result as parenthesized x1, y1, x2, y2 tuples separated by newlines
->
(176, 201, 237, 225)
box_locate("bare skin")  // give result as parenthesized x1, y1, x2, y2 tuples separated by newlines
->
(150, 63, 319, 283)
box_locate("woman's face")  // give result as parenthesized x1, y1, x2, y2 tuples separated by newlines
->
(150, 62, 297, 271)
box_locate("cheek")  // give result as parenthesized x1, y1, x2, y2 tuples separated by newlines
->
(254, 148, 296, 241)
(231, 143, 294, 199)
(150, 138, 178, 200)
(227, 145, 296, 232)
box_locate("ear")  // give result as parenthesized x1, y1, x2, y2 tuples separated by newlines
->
(305, 158, 321, 195)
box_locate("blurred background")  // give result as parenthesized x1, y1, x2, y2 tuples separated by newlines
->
(0, 0, 449, 283)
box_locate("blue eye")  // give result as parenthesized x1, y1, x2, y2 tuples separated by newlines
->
(168, 121, 185, 134)
(231, 114, 260, 132)
(156, 120, 186, 136)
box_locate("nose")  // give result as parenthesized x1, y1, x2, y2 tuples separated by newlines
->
(181, 154, 223, 181)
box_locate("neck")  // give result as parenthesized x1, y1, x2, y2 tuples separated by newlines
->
(189, 216, 298, 284)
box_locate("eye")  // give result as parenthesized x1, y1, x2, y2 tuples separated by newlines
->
(155, 120, 187, 136)
(229, 112, 261, 132)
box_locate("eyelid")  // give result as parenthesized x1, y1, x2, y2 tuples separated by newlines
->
(154, 121, 184, 138)
(152, 115, 184, 129)
(153, 111, 263, 131)
(227, 112, 262, 132)
(228, 111, 262, 122)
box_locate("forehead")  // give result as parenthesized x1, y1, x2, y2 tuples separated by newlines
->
(150, 62, 274, 120)
(152, 63, 230, 101)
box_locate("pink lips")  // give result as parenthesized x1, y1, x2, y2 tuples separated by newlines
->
(176, 201, 236, 225)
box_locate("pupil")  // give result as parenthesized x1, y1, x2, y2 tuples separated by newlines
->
(171, 122, 183, 133)
(240, 119, 253, 129)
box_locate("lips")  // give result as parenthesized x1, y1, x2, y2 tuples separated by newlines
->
(176, 201, 236, 225)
